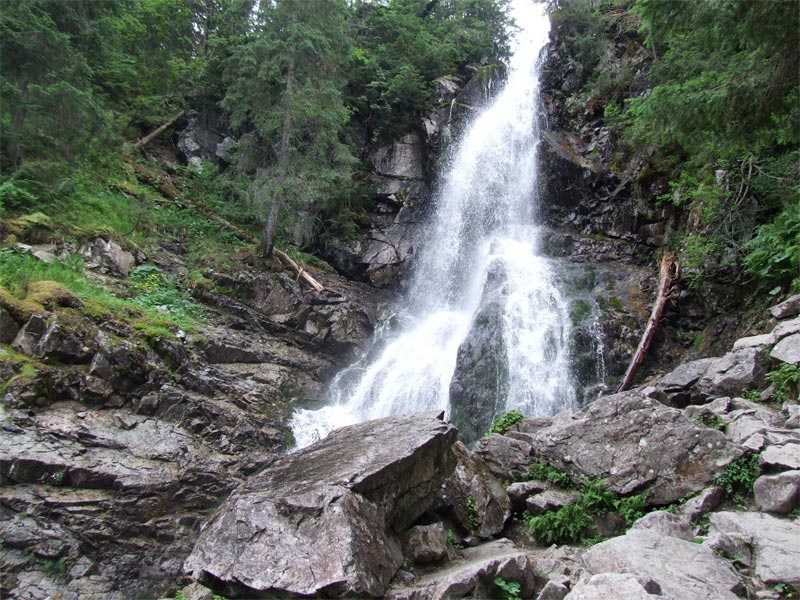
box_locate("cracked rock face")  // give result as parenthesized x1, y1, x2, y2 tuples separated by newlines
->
(522, 391, 742, 504)
(184, 412, 457, 598)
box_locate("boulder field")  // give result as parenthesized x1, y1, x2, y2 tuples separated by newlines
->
(173, 298, 800, 600)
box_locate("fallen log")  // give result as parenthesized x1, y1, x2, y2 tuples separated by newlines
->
(617, 252, 680, 392)
(133, 111, 184, 150)
(131, 161, 325, 293)
(274, 249, 325, 293)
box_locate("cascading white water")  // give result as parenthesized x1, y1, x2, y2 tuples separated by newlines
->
(291, 1, 577, 447)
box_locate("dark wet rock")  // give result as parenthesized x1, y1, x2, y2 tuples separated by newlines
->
(473, 434, 534, 482)
(403, 523, 451, 566)
(384, 539, 537, 600)
(0, 306, 19, 343)
(184, 412, 457, 598)
(34, 320, 96, 364)
(11, 314, 49, 357)
(754, 470, 800, 514)
(581, 530, 744, 599)
(0, 401, 239, 600)
(450, 261, 509, 444)
(90, 337, 156, 394)
(441, 441, 511, 539)
(706, 511, 800, 591)
(522, 391, 741, 504)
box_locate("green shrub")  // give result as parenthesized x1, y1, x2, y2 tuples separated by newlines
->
(488, 409, 525, 435)
(715, 453, 761, 508)
(526, 463, 573, 488)
(494, 576, 521, 600)
(766, 364, 799, 404)
(528, 501, 594, 546)
(614, 492, 650, 525)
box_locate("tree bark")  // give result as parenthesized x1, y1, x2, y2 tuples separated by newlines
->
(133, 111, 184, 150)
(617, 252, 679, 392)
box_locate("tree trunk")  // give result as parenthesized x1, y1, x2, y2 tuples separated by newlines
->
(617, 252, 679, 392)
(261, 16, 296, 259)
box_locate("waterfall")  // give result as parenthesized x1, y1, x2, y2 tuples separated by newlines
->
(291, 1, 578, 447)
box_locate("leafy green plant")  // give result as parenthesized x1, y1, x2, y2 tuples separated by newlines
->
(614, 492, 650, 525)
(715, 453, 761, 508)
(466, 495, 480, 531)
(693, 412, 725, 431)
(766, 364, 799, 404)
(488, 410, 525, 435)
(528, 501, 594, 546)
(773, 582, 799, 599)
(494, 576, 521, 600)
(526, 463, 573, 488)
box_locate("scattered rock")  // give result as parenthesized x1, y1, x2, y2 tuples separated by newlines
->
(384, 539, 537, 600)
(441, 441, 511, 539)
(526, 490, 580, 516)
(754, 470, 800, 514)
(695, 347, 767, 401)
(785, 404, 800, 428)
(537, 580, 570, 600)
(629, 511, 692, 541)
(184, 412, 457, 598)
(506, 480, 550, 512)
(521, 391, 741, 504)
(403, 523, 451, 565)
(181, 582, 215, 600)
(643, 358, 715, 406)
(566, 573, 673, 600)
(760, 442, 800, 470)
(11, 314, 48, 357)
(473, 434, 534, 482)
(733, 333, 777, 350)
(581, 530, 744, 599)
(678, 486, 724, 522)
(707, 511, 800, 590)
(771, 333, 800, 366)
(80, 238, 136, 277)
(769, 294, 800, 320)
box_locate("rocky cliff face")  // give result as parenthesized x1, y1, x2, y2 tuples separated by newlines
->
(0, 243, 386, 599)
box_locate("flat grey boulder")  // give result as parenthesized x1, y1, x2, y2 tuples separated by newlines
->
(707, 511, 800, 590)
(770, 294, 800, 319)
(581, 530, 744, 599)
(771, 333, 800, 366)
(184, 412, 457, 598)
(754, 470, 800, 514)
(526, 490, 580, 515)
(523, 391, 741, 503)
(566, 573, 676, 600)
(695, 347, 767, 401)
(384, 539, 537, 600)
(630, 511, 693, 541)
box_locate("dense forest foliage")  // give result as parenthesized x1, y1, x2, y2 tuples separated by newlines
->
(549, 0, 799, 294)
(0, 0, 510, 258)
(0, 0, 797, 303)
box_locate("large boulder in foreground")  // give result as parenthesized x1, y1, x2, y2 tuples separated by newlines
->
(524, 391, 742, 504)
(581, 530, 744, 599)
(184, 412, 457, 598)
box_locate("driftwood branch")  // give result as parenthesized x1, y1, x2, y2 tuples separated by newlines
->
(273, 249, 325, 293)
(133, 111, 184, 150)
(617, 252, 680, 392)
(131, 161, 325, 293)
